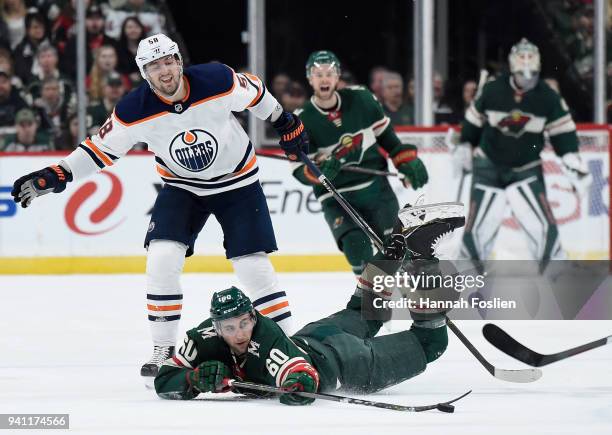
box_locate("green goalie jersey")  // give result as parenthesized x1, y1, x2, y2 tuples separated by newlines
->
(294, 86, 406, 198)
(154, 312, 317, 400)
(461, 74, 579, 168)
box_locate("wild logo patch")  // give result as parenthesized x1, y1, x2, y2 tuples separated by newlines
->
(334, 132, 364, 161)
(496, 110, 532, 138)
(169, 129, 218, 172)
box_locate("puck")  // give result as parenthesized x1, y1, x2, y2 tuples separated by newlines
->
(436, 403, 454, 413)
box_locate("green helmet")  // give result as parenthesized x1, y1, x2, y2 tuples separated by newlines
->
(210, 287, 254, 323)
(306, 50, 341, 78)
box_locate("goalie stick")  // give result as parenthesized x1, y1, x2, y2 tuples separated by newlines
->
(483, 323, 612, 367)
(446, 318, 543, 383)
(229, 380, 471, 413)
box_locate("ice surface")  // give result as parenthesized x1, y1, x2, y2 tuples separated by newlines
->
(1, 272, 611, 434)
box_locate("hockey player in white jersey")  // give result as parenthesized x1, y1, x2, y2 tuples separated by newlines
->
(10, 34, 309, 381)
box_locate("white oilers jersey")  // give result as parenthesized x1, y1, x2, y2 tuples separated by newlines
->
(63, 63, 278, 196)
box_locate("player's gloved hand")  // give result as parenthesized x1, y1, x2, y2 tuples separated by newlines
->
(390, 145, 429, 189)
(11, 164, 73, 208)
(280, 371, 317, 406)
(561, 152, 592, 197)
(319, 155, 341, 181)
(188, 360, 232, 393)
(273, 111, 309, 161)
(397, 158, 428, 189)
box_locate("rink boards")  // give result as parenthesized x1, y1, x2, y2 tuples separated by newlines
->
(0, 130, 609, 273)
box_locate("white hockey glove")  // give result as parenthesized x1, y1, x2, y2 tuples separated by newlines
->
(561, 152, 592, 197)
(452, 143, 473, 175)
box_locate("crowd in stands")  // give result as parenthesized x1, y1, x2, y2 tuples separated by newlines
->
(0, 0, 166, 152)
(1, 1, 607, 153)
(268, 66, 476, 130)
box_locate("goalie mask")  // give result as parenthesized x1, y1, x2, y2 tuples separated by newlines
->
(508, 38, 541, 92)
(135, 33, 183, 97)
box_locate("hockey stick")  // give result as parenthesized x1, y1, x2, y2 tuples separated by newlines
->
(483, 323, 612, 367)
(298, 149, 385, 251)
(297, 149, 537, 383)
(229, 380, 471, 413)
(257, 151, 406, 180)
(446, 317, 543, 383)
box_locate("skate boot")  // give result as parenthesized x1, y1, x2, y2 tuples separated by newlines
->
(141, 345, 174, 386)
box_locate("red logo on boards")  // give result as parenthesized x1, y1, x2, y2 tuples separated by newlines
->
(65, 172, 125, 236)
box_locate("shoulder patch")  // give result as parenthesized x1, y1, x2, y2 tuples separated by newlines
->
(185, 63, 234, 104)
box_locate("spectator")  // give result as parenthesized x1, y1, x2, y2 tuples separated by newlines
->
(86, 44, 130, 101)
(1, 0, 26, 49)
(337, 69, 356, 90)
(368, 65, 388, 101)
(433, 71, 459, 124)
(381, 71, 413, 126)
(55, 110, 78, 150)
(13, 10, 50, 84)
(0, 107, 52, 151)
(105, 0, 165, 38)
(52, 0, 92, 54)
(32, 76, 71, 142)
(279, 81, 306, 112)
(461, 79, 477, 115)
(0, 46, 22, 89)
(0, 68, 27, 135)
(62, 3, 118, 79)
(25, 42, 74, 104)
(87, 71, 124, 134)
(270, 72, 290, 97)
(116, 15, 145, 84)
(0, 8, 10, 50)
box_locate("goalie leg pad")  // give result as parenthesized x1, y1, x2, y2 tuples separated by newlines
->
(146, 239, 187, 346)
(506, 175, 563, 261)
(461, 183, 507, 260)
(231, 252, 293, 334)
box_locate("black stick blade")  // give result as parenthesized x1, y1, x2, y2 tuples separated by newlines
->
(484, 323, 611, 367)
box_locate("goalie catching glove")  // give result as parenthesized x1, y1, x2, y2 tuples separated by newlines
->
(11, 164, 73, 208)
(187, 360, 232, 393)
(560, 152, 592, 198)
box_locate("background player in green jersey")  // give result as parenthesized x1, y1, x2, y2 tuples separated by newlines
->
(457, 38, 592, 267)
(154, 210, 464, 404)
(291, 50, 429, 275)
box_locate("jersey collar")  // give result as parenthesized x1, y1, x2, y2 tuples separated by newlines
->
(153, 76, 191, 106)
(311, 91, 342, 115)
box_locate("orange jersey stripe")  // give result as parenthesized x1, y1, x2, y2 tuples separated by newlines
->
(259, 301, 289, 316)
(156, 165, 176, 178)
(147, 304, 183, 312)
(84, 139, 113, 166)
(191, 79, 236, 108)
(235, 155, 257, 176)
(245, 73, 263, 108)
(114, 109, 170, 127)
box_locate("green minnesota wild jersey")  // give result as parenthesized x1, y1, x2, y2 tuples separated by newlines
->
(294, 86, 403, 198)
(461, 74, 579, 168)
(154, 312, 317, 400)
